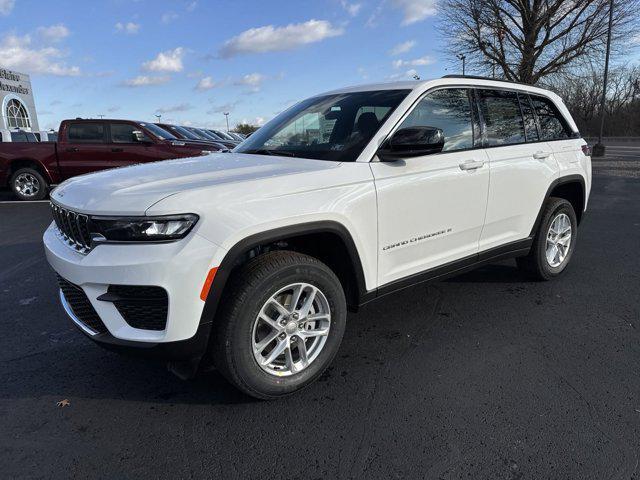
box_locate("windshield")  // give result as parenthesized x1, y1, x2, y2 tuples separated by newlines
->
(213, 130, 236, 141)
(235, 89, 410, 162)
(142, 122, 177, 140)
(196, 129, 221, 141)
(172, 125, 201, 140)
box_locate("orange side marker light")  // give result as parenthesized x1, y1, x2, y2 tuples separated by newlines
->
(200, 267, 218, 301)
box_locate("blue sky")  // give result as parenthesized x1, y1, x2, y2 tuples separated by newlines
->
(0, 0, 450, 130)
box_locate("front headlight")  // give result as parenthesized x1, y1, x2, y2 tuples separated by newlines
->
(89, 214, 199, 242)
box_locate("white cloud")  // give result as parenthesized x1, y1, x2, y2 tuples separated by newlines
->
(388, 68, 420, 80)
(122, 75, 170, 87)
(161, 12, 179, 24)
(115, 22, 140, 34)
(0, 34, 81, 76)
(219, 19, 343, 57)
(37, 24, 70, 42)
(340, 1, 362, 16)
(392, 0, 437, 25)
(390, 40, 416, 56)
(186, 1, 197, 12)
(234, 73, 265, 87)
(392, 55, 434, 68)
(156, 103, 193, 114)
(207, 101, 240, 115)
(0, 0, 15, 16)
(195, 76, 216, 91)
(142, 47, 184, 72)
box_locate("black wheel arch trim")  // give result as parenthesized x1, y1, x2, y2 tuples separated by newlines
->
(198, 221, 369, 326)
(529, 174, 587, 238)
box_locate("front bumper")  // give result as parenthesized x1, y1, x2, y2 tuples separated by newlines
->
(44, 223, 226, 356)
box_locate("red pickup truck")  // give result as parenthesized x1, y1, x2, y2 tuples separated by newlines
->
(0, 119, 222, 200)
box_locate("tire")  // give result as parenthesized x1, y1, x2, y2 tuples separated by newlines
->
(517, 197, 578, 280)
(10, 167, 48, 201)
(212, 251, 347, 400)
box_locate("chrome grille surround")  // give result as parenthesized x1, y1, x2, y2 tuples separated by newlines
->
(50, 202, 92, 254)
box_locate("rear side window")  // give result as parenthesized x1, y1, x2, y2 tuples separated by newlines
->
(10, 131, 30, 142)
(68, 123, 105, 143)
(477, 90, 526, 146)
(400, 88, 475, 152)
(110, 123, 150, 143)
(530, 95, 571, 140)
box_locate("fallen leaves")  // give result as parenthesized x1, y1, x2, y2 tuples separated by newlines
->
(56, 399, 70, 408)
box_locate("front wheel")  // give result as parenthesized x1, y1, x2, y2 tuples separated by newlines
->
(212, 251, 347, 399)
(10, 168, 49, 201)
(517, 197, 578, 280)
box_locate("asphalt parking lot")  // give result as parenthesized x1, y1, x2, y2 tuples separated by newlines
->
(1, 153, 639, 479)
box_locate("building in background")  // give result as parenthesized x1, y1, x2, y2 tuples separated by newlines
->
(0, 68, 39, 132)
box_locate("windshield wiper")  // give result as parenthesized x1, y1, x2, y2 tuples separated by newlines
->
(243, 148, 296, 157)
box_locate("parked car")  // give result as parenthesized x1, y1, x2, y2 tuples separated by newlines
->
(45, 76, 591, 399)
(227, 132, 246, 142)
(0, 118, 217, 200)
(34, 130, 59, 142)
(0, 129, 39, 142)
(185, 127, 237, 149)
(155, 123, 229, 151)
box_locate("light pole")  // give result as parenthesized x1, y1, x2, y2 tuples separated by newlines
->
(457, 54, 467, 75)
(155, 113, 161, 122)
(593, 0, 614, 157)
(223, 112, 230, 132)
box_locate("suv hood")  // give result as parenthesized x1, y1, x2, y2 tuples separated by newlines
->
(50, 152, 340, 215)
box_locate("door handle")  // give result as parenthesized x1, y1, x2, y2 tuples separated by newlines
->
(65, 147, 79, 152)
(533, 151, 550, 160)
(111, 148, 124, 152)
(459, 160, 485, 171)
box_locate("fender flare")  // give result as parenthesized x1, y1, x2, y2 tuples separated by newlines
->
(529, 174, 587, 237)
(198, 221, 370, 326)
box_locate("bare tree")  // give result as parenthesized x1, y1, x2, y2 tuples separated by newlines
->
(440, 0, 639, 84)
(543, 62, 640, 135)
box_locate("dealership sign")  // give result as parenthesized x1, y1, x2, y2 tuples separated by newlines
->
(0, 69, 30, 95)
(0, 67, 39, 131)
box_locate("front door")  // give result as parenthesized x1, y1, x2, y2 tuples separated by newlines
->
(371, 88, 490, 287)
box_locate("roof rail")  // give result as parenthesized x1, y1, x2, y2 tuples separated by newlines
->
(441, 74, 533, 87)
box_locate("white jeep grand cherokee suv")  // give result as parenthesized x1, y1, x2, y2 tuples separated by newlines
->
(44, 76, 591, 399)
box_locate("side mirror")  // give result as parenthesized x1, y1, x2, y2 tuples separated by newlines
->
(132, 130, 150, 143)
(378, 126, 445, 161)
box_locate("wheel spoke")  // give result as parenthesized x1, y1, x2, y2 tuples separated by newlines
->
(297, 338, 309, 368)
(300, 326, 330, 338)
(289, 284, 304, 312)
(299, 287, 317, 318)
(261, 338, 288, 366)
(284, 341, 296, 373)
(258, 312, 282, 330)
(268, 298, 290, 316)
(254, 330, 280, 354)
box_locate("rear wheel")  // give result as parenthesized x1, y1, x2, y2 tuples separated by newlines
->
(212, 251, 347, 399)
(517, 197, 577, 280)
(10, 167, 48, 201)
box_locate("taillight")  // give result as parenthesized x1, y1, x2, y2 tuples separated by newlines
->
(581, 145, 592, 157)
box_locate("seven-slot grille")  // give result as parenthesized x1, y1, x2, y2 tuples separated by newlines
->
(50, 202, 92, 253)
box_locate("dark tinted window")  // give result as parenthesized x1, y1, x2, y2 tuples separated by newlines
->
(68, 123, 105, 143)
(34, 132, 41, 141)
(399, 88, 474, 152)
(110, 123, 150, 143)
(531, 95, 571, 140)
(478, 90, 526, 146)
(11, 131, 28, 142)
(519, 94, 539, 142)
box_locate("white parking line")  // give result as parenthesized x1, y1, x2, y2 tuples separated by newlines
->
(0, 200, 50, 204)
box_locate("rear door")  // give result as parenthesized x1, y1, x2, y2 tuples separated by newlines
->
(371, 87, 490, 286)
(57, 122, 113, 179)
(477, 89, 557, 251)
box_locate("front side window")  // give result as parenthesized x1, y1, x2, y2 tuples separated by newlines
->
(68, 123, 105, 143)
(477, 90, 526, 146)
(110, 123, 150, 143)
(398, 88, 475, 152)
(531, 95, 571, 140)
(235, 89, 410, 162)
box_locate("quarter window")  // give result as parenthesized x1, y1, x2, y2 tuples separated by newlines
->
(399, 88, 474, 152)
(530, 95, 571, 140)
(477, 90, 526, 146)
(68, 123, 105, 143)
